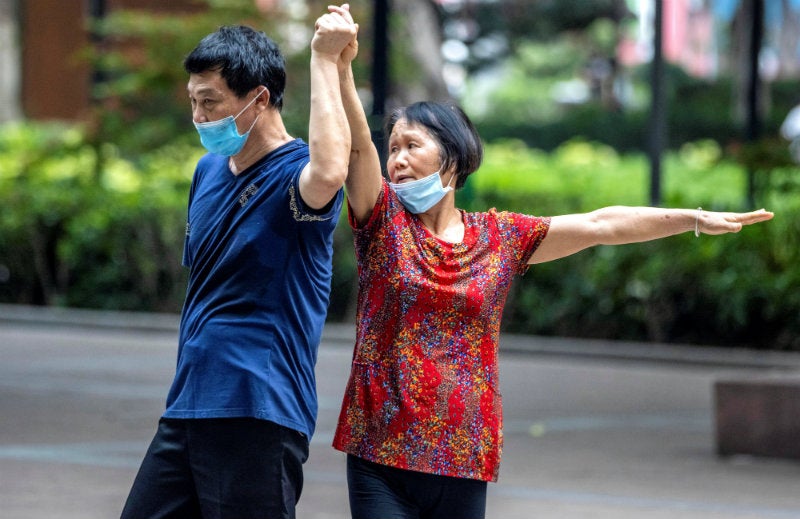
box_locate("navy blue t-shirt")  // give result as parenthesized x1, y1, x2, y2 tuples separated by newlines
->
(164, 139, 343, 438)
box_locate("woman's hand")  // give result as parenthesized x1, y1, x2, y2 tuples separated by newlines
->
(696, 208, 774, 236)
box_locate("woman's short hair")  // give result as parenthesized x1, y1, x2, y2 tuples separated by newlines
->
(385, 101, 483, 189)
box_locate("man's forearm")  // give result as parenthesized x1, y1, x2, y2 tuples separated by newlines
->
(309, 54, 350, 182)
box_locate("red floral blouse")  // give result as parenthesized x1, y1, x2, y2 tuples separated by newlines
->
(332, 181, 550, 482)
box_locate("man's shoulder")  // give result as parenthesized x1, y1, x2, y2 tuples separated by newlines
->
(248, 139, 308, 176)
(269, 138, 309, 162)
(196, 152, 228, 170)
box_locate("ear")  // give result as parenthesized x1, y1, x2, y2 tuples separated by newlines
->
(444, 167, 458, 188)
(254, 87, 271, 111)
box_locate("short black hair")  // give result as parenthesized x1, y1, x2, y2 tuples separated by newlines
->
(385, 101, 483, 189)
(184, 25, 286, 110)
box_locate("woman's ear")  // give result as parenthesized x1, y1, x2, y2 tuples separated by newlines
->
(445, 168, 458, 189)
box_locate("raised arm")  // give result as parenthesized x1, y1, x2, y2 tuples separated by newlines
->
(299, 5, 357, 210)
(530, 206, 774, 264)
(328, 4, 383, 225)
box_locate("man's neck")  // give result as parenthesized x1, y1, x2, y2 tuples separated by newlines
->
(229, 114, 294, 175)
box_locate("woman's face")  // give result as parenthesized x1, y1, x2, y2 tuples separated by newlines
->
(386, 119, 443, 184)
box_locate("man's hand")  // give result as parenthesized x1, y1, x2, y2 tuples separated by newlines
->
(311, 4, 358, 63)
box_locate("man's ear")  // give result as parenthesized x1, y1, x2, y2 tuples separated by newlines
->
(254, 87, 271, 111)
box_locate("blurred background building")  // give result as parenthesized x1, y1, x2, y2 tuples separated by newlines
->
(2, 0, 199, 123)
(3, 0, 800, 123)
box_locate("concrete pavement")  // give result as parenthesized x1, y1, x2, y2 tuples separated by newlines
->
(2, 304, 800, 518)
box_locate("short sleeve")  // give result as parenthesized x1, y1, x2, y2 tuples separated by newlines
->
(290, 168, 344, 223)
(490, 209, 551, 274)
(347, 181, 389, 233)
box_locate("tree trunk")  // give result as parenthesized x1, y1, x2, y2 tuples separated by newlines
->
(777, 0, 800, 77)
(392, 0, 450, 105)
(0, 0, 22, 121)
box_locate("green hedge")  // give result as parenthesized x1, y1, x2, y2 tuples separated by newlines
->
(472, 70, 800, 154)
(461, 139, 800, 350)
(0, 121, 195, 311)
(1, 122, 798, 349)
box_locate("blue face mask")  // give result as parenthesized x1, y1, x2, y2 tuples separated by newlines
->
(194, 90, 263, 156)
(389, 170, 454, 214)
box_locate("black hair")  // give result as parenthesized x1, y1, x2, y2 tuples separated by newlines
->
(184, 25, 286, 110)
(385, 101, 483, 189)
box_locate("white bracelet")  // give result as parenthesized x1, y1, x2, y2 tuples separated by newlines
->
(694, 207, 702, 237)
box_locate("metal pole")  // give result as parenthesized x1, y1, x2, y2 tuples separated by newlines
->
(745, 0, 763, 208)
(648, 0, 665, 207)
(371, 0, 390, 167)
(88, 0, 107, 97)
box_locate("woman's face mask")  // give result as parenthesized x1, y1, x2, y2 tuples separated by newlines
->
(193, 89, 264, 156)
(389, 170, 454, 214)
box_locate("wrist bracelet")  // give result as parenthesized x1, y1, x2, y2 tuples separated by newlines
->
(695, 207, 702, 237)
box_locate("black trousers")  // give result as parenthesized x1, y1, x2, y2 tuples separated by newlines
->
(346, 454, 488, 519)
(121, 417, 308, 519)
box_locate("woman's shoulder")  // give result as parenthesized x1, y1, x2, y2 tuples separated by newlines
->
(463, 207, 507, 224)
(464, 208, 550, 236)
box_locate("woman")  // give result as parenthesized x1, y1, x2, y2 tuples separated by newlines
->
(321, 6, 774, 519)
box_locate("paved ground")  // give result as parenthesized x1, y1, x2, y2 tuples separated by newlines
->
(2, 304, 800, 518)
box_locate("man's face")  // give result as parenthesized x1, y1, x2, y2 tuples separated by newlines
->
(187, 70, 241, 124)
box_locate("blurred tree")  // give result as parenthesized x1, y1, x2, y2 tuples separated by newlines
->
(84, 0, 328, 157)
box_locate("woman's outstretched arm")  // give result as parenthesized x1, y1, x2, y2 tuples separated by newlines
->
(530, 206, 774, 264)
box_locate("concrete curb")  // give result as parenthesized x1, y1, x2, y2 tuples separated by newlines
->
(0, 303, 180, 333)
(498, 333, 800, 370)
(2, 303, 799, 370)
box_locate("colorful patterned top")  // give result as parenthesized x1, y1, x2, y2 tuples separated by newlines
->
(332, 181, 550, 482)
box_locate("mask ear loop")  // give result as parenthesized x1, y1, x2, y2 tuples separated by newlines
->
(244, 113, 261, 133)
(236, 88, 268, 133)
(444, 170, 456, 191)
(233, 87, 268, 120)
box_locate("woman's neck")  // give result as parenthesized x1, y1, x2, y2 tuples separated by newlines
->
(419, 204, 464, 243)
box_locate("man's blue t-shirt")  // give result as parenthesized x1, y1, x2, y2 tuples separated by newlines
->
(164, 139, 343, 438)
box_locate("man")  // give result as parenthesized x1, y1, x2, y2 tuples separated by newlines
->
(121, 9, 355, 519)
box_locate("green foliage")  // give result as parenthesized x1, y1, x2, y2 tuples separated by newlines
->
(0, 121, 195, 310)
(4, 1, 799, 349)
(82, 0, 376, 157)
(466, 139, 647, 214)
(466, 38, 588, 126)
(466, 38, 799, 156)
(0, 122, 97, 304)
(501, 0, 628, 41)
(84, 0, 315, 156)
(1, 120, 798, 348)
(464, 138, 800, 350)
